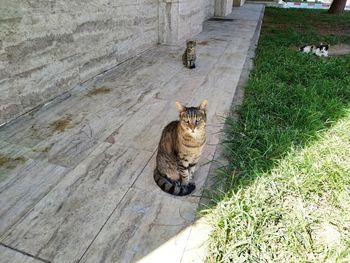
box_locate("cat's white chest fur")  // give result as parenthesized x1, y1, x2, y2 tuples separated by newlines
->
(190, 129, 205, 140)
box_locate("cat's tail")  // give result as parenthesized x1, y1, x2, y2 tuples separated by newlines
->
(182, 53, 187, 66)
(154, 169, 195, 196)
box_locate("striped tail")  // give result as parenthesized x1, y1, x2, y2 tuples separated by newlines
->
(154, 169, 195, 196)
(182, 52, 188, 66)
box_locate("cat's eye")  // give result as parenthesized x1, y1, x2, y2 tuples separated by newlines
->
(186, 120, 190, 124)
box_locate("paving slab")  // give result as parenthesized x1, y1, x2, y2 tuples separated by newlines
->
(180, 217, 213, 263)
(79, 187, 198, 263)
(0, 144, 69, 236)
(1, 143, 153, 262)
(0, 4, 264, 263)
(0, 245, 43, 263)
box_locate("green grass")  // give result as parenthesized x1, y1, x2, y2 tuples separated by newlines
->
(204, 8, 350, 263)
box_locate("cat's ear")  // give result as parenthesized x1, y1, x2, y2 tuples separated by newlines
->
(175, 101, 186, 112)
(199, 99, 208, 112)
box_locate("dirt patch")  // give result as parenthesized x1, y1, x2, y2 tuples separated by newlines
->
(313, 25, 350, 37)
(41, 145, 52, 153)
(30, 123, 40, 136)
(33, 144, 53, 153)
(0, 153, 26, 169)
(329, 44, 350, 56)
(49, 114, 73, 133)
(262, 17, 350, 37)
(197, 40, 209, 46)
(86, 86, 112, 97)
(262, 22, 299, 32)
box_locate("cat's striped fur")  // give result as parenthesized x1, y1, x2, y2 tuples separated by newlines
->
(182, 40, 197, 69)
(154, 100, 207, 196)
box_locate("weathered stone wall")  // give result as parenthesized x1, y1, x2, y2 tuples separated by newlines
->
(215, 0, 234, 16)
(204, 0, 216, 19)
(0, 0, 216, 125)
(0, 0, 159, 124)
(159, 0, 215, 45)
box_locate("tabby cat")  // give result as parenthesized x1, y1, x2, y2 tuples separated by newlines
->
(154, 100, 208, 196)
(182, 40, 197, 69)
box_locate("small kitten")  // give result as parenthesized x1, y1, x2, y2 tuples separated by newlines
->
(300, 43, 329, 57)
(154, 100, 208, 196)
(182, 40, 197, 69)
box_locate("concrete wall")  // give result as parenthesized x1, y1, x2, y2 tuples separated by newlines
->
(159, 0, 210, 45)
(0, 0, 216, 125)
(215, 0, 234, 16)
(233, 0, 246, 7)
(204, 0, 216, 19)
